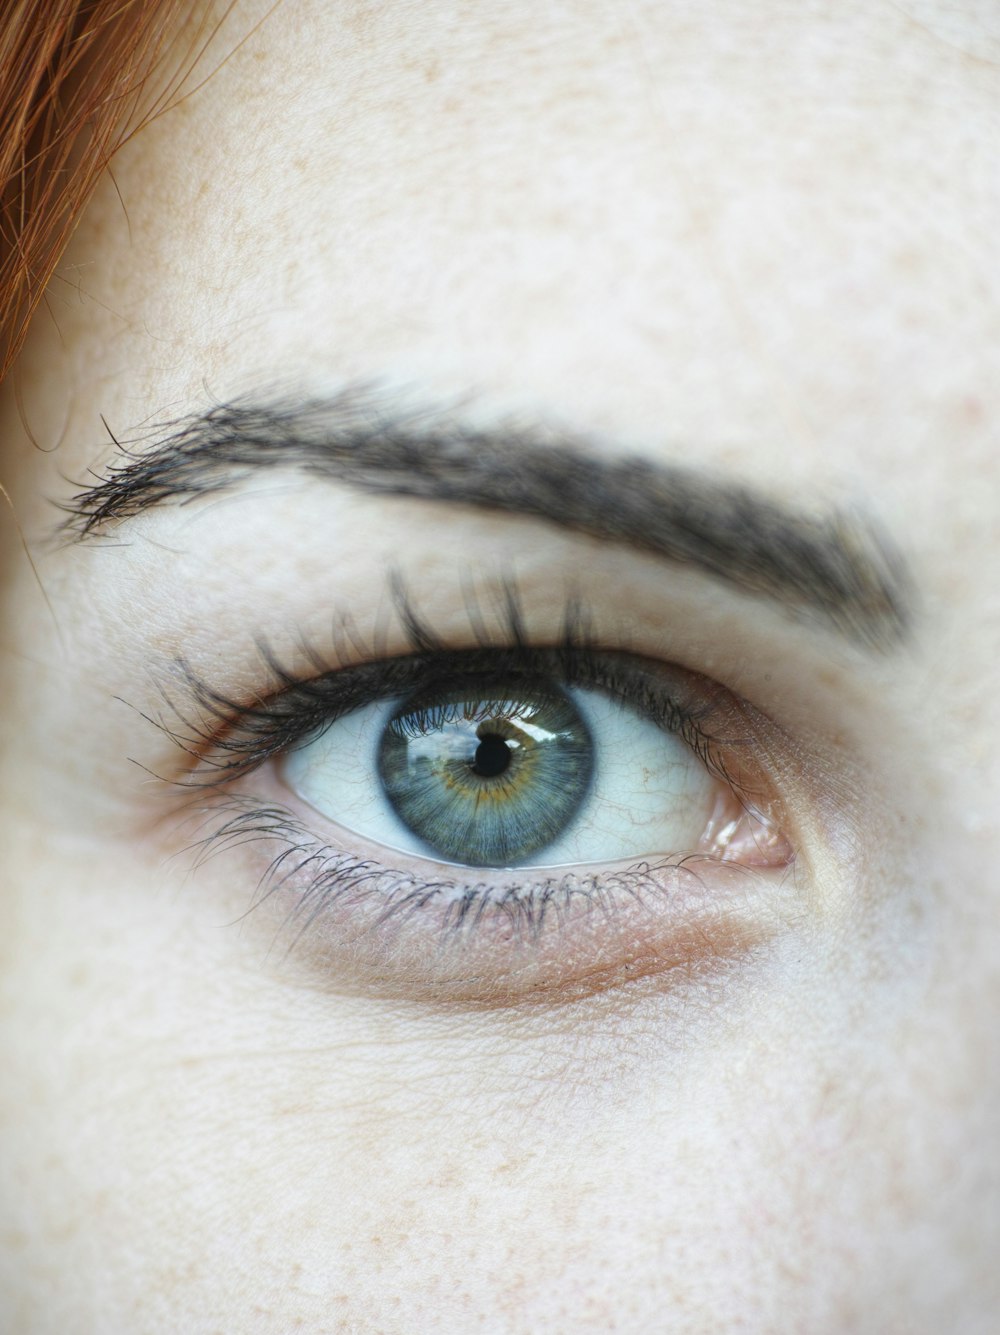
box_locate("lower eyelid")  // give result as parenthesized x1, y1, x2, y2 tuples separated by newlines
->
(183, 786, 800, 1007)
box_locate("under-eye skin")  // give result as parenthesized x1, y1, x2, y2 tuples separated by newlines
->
(166, 622, 799, 1002)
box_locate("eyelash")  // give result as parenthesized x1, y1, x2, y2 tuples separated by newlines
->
(164, 587, 745, 791)
(154, 583, 794, 989)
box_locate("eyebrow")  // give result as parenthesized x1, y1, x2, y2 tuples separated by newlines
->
(65, 387, 914, 651)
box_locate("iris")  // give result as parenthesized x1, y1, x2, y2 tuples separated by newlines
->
(378, 676, 594, 865)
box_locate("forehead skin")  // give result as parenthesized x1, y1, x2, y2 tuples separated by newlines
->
(15, 0, 1000, 696)
(1, 0, 999, 1331)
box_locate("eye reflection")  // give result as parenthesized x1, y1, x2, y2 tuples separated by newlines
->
(378, 677, 594, 866)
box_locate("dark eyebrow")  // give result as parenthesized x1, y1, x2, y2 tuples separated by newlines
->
(64, 388, 914, 651)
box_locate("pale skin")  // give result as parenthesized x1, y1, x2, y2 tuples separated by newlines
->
(1, 1, 999, 1330)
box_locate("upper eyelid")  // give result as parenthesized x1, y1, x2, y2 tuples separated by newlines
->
(160, 641, 767, 816)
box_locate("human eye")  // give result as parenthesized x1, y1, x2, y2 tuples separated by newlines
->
(165, 584, 798, 1004)
(281, 648, 788, 870)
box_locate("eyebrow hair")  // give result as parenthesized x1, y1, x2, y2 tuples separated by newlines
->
(65, 387, 914, 651)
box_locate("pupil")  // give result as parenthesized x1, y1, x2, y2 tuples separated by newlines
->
(471, 732, 512, 779)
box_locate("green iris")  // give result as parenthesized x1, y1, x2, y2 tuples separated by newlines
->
(378, 676, 594, 866)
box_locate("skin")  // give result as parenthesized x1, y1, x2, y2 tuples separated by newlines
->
(1, 0, 999, 1329)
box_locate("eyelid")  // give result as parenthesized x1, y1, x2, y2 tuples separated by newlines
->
(134, 547, 817, 1003)
(170, 642, 766, 805)
(184, 791, 797, 1007)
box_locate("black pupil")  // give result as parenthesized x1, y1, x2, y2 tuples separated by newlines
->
(471, 732, 512, 778)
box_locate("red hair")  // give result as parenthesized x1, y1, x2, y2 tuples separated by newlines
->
(0, 0, 202, 378)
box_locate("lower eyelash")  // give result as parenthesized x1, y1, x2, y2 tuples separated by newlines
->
(185, 794, 740, 951)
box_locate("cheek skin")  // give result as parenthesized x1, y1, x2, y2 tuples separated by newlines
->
(0, 812, 985, 1330)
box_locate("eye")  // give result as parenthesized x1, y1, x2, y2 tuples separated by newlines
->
(286, 668, 733, 868)
(174, 635, 797, 1002)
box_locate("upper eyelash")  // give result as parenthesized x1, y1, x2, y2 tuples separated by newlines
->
(147, 576, 766, 821)
(161, 641, 714, 775)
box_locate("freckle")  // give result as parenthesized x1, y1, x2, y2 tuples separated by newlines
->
(893, 247, 925, 275)
(959, 394, 985, 426)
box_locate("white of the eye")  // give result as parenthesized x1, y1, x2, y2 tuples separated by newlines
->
(284, 687, 717, 868)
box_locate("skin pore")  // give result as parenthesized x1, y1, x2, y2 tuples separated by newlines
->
(1, 0, 999, 1330)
